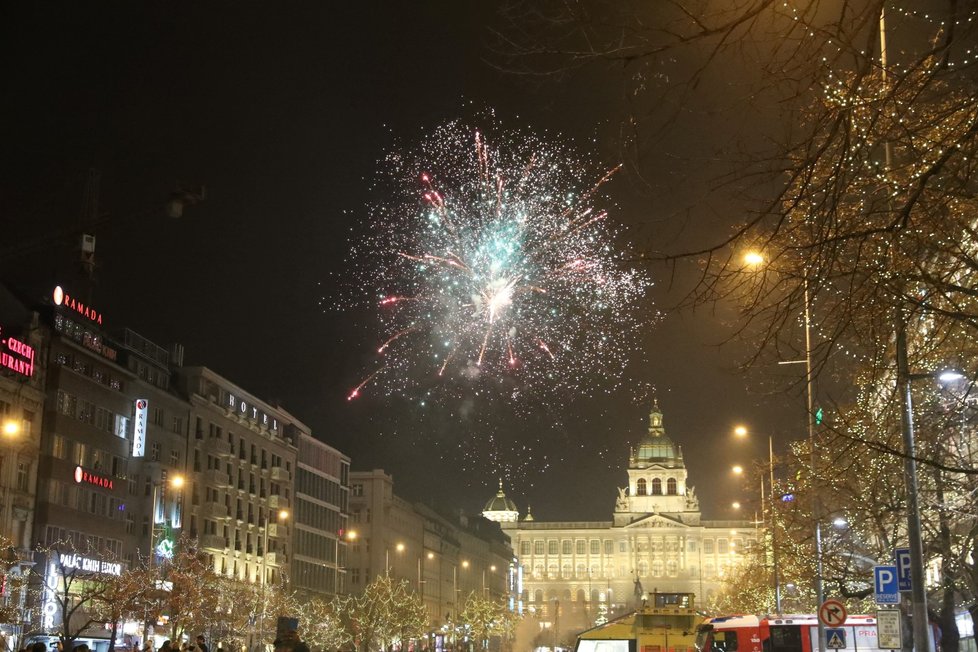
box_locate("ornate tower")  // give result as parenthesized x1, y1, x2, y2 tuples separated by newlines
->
(613, 402, 700, 526)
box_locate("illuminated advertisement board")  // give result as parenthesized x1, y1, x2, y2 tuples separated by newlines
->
(132, 399, 148, 457)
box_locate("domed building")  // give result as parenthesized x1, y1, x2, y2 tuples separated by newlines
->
(486, 402, 754, 630)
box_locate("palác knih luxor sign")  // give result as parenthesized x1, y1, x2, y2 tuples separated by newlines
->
(57, 553, 122, 576)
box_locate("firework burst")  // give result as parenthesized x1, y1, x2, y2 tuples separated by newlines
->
(344, 119, 651, 403)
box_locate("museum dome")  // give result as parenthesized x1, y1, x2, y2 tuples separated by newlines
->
(482, 480, 520, 523)
(632, 402, 682, 465)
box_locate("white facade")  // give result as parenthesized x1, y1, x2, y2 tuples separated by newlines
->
(485, 404, 755, 634)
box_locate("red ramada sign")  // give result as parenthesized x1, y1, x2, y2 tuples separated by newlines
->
(74, 465, 114, 490)
(53, 285, 103, 325)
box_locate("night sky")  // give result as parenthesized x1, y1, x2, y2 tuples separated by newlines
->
(1, 3, 803, 521)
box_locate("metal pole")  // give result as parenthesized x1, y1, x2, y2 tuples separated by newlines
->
(770, 435, 782, 614)
(804, 279, 826, 652)
(896, 311, 934, 652)
(149, 482, 159, 569)
(260, 516, 269, 651)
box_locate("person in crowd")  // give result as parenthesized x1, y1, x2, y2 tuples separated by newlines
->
(280, 629, 309, 652)
(158, 640, 172, 652)
(72, 644, 89, 652)
(193, 636, 207, 652)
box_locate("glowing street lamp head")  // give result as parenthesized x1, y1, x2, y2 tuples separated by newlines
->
(734, 425, 748, 438)
(347, 530, 358, 541)
(731, 501, 741, 510)
(462, 560, 470, 569)
(396, 542, 405, 552)
(170, 475, 185, 489)
(278, 509, 290, 521)
(743, 251, 765, 266)
(731, 465, 744, 475)
(1, 420, 20, 437)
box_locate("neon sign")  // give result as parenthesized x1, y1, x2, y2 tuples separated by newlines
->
(132, 399, 148, 457)
(0, 326, 34, 378)
(74, 465, 114, 490)
(53, 285, 103, 325)
(57, 553, 122, 576)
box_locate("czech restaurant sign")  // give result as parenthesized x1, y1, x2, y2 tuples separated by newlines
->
(0, 325, 34, 378)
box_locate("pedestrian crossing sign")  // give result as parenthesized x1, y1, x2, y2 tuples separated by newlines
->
(826, 628, 846, 649)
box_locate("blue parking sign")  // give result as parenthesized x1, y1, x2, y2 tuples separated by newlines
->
(874, 565, 900, 604)
(894, 548, 912, 591)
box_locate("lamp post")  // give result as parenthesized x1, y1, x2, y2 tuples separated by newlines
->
(149, 473, 184, 568)
(895, 316, 959, 652)
(259, 509, 289, 649)
(734, 426, 781, 613)
(744, 251, 824, 645)
(386, 541, 405, 577)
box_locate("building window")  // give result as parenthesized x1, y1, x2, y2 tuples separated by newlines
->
(520, 541, 530, 555)
(533, 540, 544, 555)
(667, 478, 678, 495)
(576, 540, 585, 555)
(351, 568, 360, 584)
(16, 462, 29, 492)
(718, 538, 729, 552)
(151, 442, 161, 462)
(562, 540, 572, 555)
(548, 540, 558, 555)
(170, 449, 179, 465)
(636, 478, 647, 495)
(604, 540, 613, 555)
(152, 407, 165, 426)
(652, 478, 662, 495)
(704, 539, 714, 554)
(590, 540, 600, 555)
(619, 541, 626, 553)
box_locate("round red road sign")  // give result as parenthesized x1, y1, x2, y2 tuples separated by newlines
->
(819, 599, 848, 627)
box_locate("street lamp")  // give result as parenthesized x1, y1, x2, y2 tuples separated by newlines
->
(1, 419, 20, 437)
(733, 425, 781, 613)
(259, 509, 289, 649)
(896, 318, 956, 652)
(149, 473, 184, 567)
(744, 250, 824, 639)
(386, 541, 405, 576)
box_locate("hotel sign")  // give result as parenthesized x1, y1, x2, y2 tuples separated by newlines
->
(53, 285, 103, 325)
(0, 326, 34, 378)
(226, 392, 279, 432)
(74, 465, 115, 490)
(132, 399, 148, 457)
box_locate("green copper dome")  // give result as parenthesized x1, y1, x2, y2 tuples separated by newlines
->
(633, 402, 682, 465)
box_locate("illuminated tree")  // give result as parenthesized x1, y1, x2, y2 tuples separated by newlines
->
(458, 592, 519, 651)
(294, 594, 353, 652)
(345, 575, 426, 652)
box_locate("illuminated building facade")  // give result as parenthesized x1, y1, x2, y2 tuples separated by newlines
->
(484, 404, 755, 635)
(175, 366, 298, 585)
(347, 470, 514, 641)
(291, 430, 349, 597)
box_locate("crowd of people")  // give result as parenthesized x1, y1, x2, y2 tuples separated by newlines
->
(14, 629, 308, 652)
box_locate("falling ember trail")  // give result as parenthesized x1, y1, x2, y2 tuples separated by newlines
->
(378, 327, 417, 353)
(347, 367, 385, 401)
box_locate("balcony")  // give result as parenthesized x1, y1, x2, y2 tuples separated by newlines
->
(200, 501, 229, 520)
(268, 494, 289, 510)
(204, 437, 232, 457)
(204, 469, 231, 488)
(266, 523, 287, 538)
(200, 534, 226, 550)
(264, 552, 284, 566)
(270, 466, 291, 482)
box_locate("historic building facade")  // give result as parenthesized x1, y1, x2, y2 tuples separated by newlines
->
(484, 404, 755, 633)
